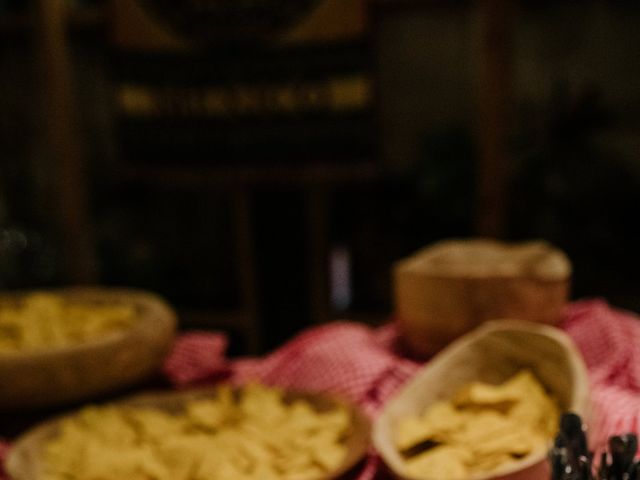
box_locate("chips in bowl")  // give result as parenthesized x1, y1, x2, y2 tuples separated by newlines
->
(7, 384, 371, 480)
(0, 292, 136, 353)
(373, 320, 590, 480)
(0, 288, 176, 409)
(396, 370, 559, 479)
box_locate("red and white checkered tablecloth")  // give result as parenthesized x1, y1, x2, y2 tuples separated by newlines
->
(2, 299, 640, 479)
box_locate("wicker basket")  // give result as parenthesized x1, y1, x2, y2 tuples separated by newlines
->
(0, 287, 177, 410)
(394, 239, 571, 357)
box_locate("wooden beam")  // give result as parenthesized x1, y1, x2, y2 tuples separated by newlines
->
(111, 0, 185, 50)
(475, 0, 513, 238)
(232, 189, 261, 354)
(34, 0, 96, 282)
(307, 187, 330, 325)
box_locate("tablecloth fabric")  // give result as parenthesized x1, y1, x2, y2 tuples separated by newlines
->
(3, 299, 640, 479)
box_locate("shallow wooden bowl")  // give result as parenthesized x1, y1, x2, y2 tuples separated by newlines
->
(6, 387, 371, 480)
(373, 320, 590, 480)
(0, 287, 177, 410)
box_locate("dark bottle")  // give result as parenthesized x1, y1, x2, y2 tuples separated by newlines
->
(609, 435, 638, 480)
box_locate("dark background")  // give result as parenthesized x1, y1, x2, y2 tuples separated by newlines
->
(1, 0, 639, 355)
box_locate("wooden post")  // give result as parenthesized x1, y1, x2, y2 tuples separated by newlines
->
(307, 187, 330, 325)
(476, 0, 513, 238)
(33, 0, 96, 282)
(233, 189, 261, 354)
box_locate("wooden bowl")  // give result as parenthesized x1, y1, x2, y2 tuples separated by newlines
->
(394, 239, 571, 357)
(0, 287, 177, 410)
(373, 320, 590, 480)
(6, 387, 371, 480)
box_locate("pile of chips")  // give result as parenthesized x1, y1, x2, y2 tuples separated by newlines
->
(0, 293, 135, 352)
(43, 384, 350, 480)
(395, 370, 560, 478)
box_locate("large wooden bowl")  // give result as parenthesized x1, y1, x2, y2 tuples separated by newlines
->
(6, 387, 371, 480)
(373, 320, 589, 480)
(0, 287, 177, 410)
(394, 239, 571, 357)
